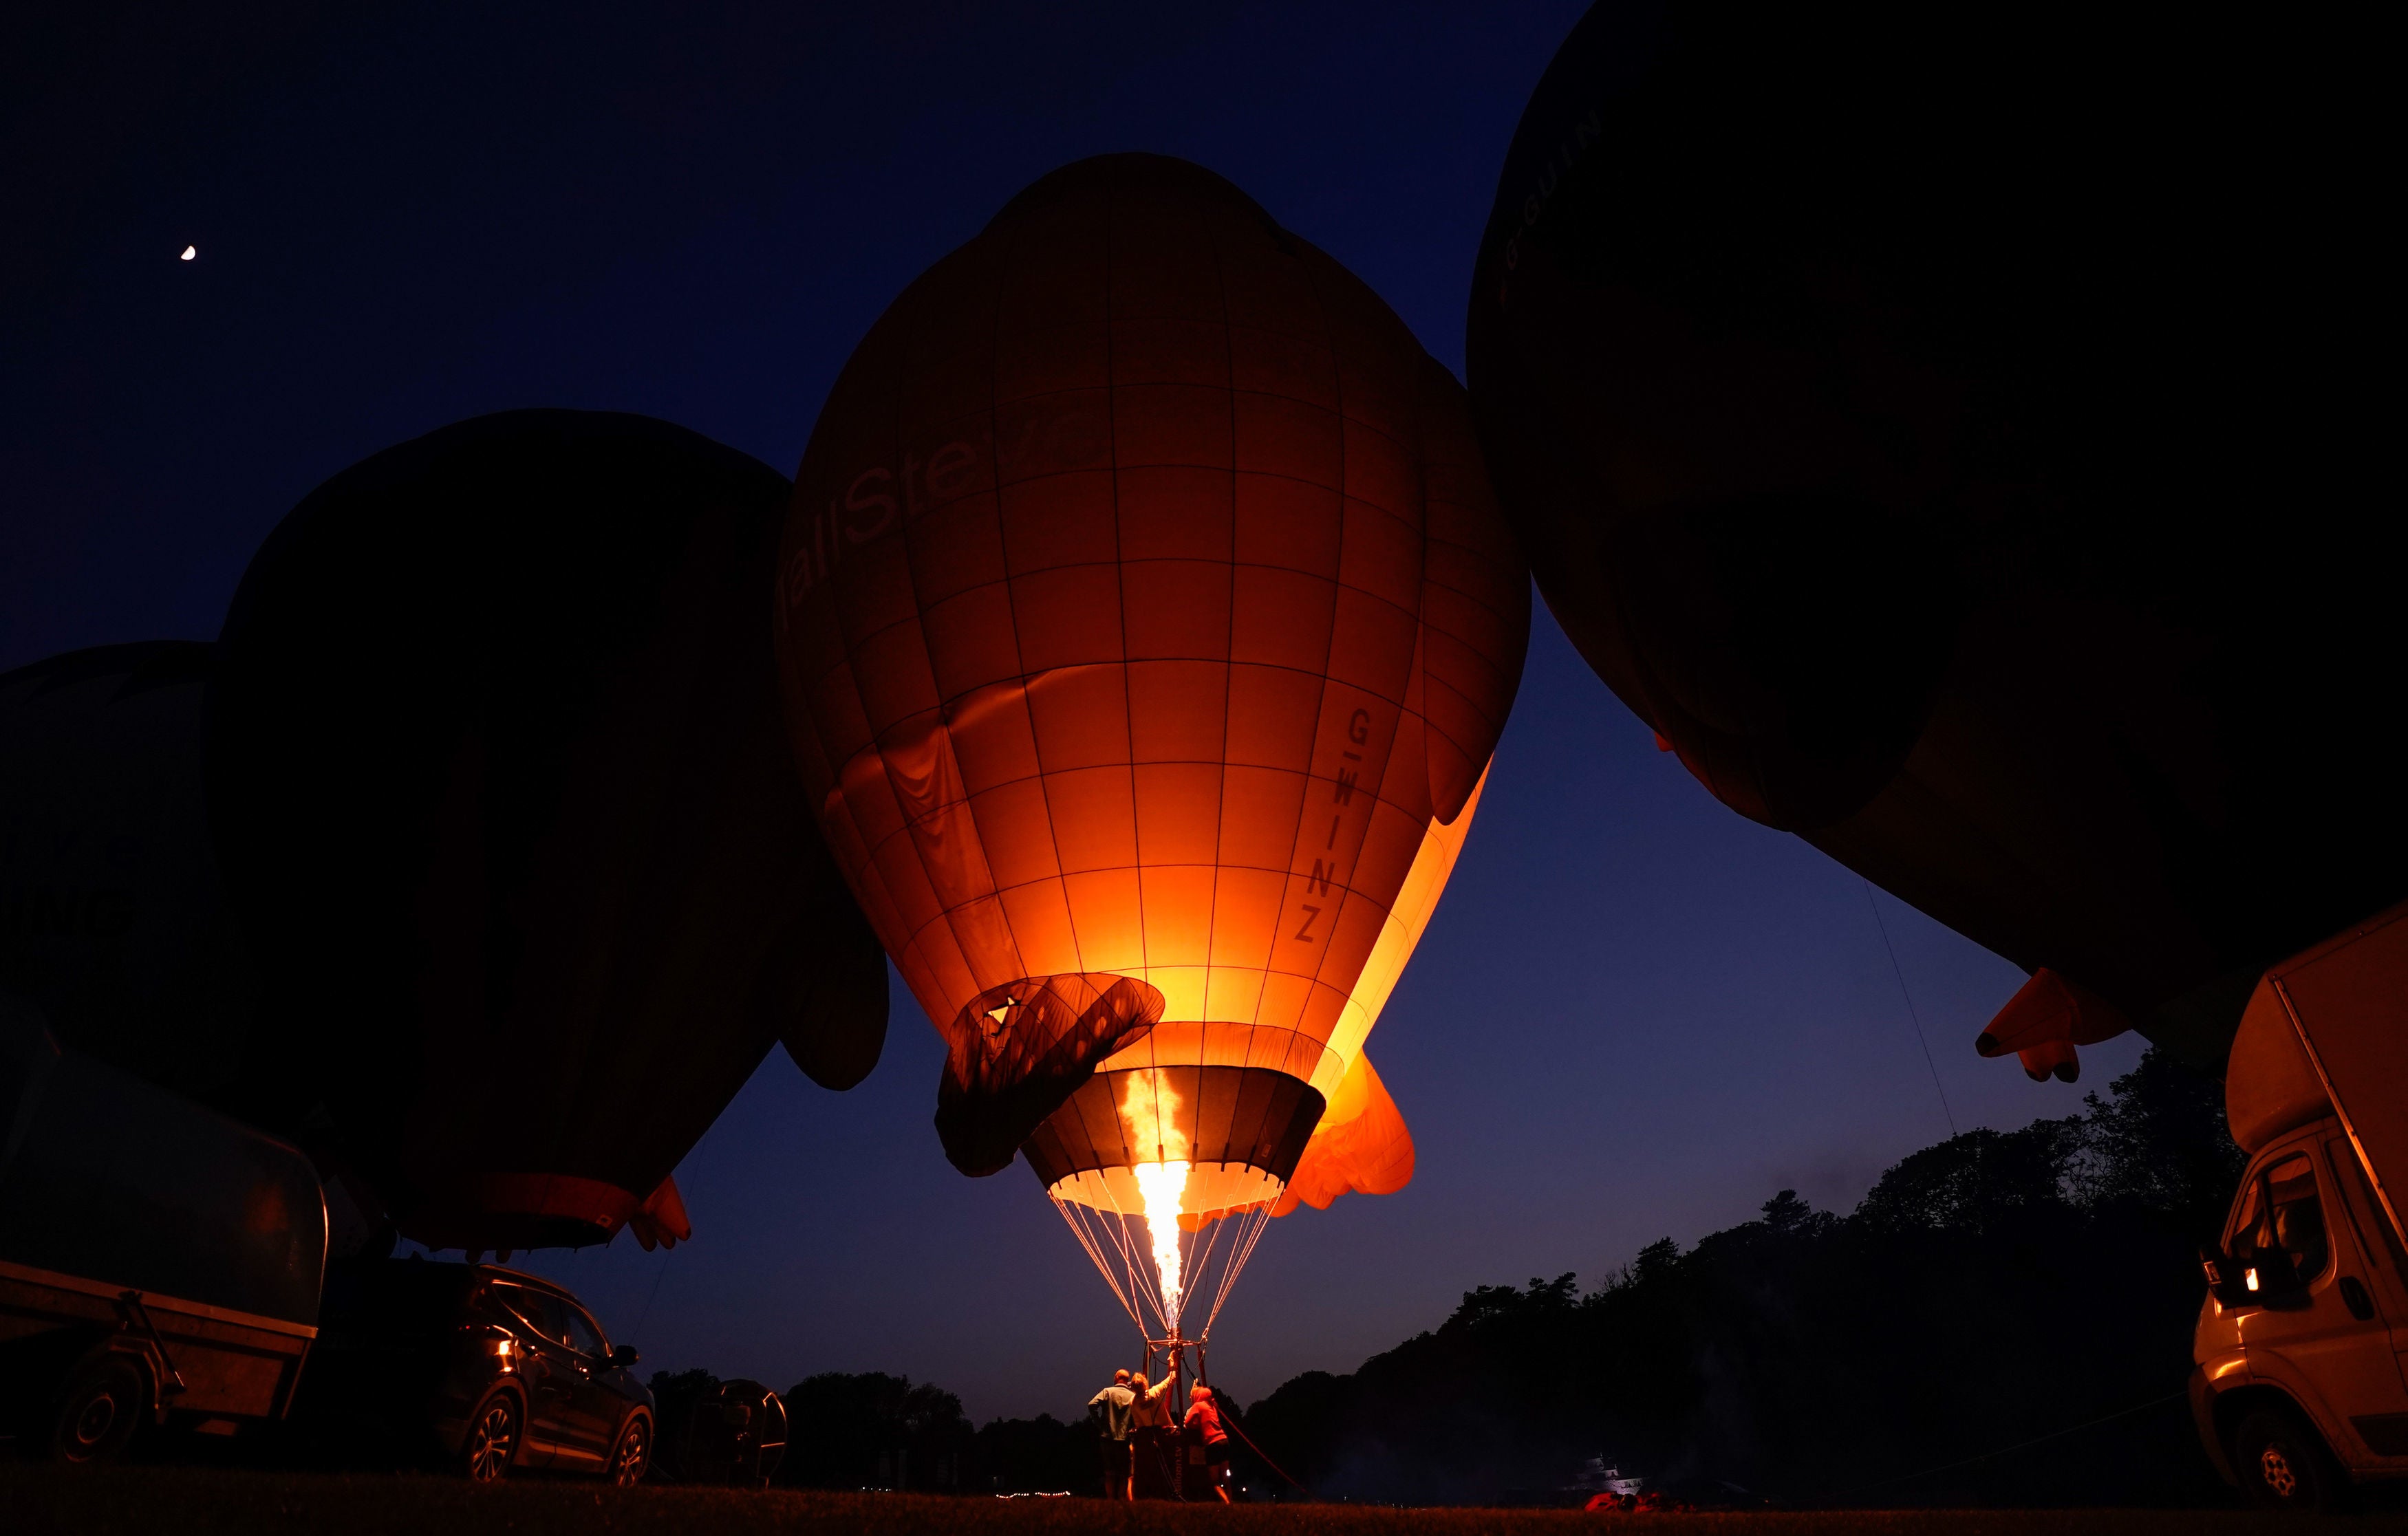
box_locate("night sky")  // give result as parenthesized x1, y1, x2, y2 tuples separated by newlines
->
(3, 2, 2140, 1422)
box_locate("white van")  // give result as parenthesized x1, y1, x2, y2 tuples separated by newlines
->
(2193, 904, 2408, 1509)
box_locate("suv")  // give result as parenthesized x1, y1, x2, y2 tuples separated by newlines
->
(297, 1257, 653, 1483)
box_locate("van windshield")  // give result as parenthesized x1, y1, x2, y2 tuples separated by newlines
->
(2228, 1176, 2264, 1251)
(2267, 1154, 2331, 1281)
(2233, 1153, 2330, 1288)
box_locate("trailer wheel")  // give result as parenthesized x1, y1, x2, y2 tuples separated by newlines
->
(51, 1354, 149, 1465)
(2235, 1407, 2350, 1511)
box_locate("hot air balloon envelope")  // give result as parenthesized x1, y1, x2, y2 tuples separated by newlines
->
(210, 410, 889, 1251)
(777, 157, 1527, 1212)
(1469, 1, 2397, 1068)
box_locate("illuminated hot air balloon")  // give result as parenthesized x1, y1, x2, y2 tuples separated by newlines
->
(208, 410, 890, 1253)
(777, 155, 1527, 1356)
(1469, 2, 2397, 1079)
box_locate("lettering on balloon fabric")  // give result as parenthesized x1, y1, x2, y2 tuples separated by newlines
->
(1296, 707, 1382, 942)
(1498, 107, 1602, 283)
(782, 398, 1106, 603)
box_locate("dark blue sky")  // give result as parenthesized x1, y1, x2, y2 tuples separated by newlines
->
(3, 1, 2136, 1421)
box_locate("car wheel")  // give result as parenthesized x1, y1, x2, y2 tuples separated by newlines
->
(52, 1354, 149, 1464)
(608, 1413, 651, 1486)
(2235, 1407, 2350, 1511)
(461, 1389, 523, 1483)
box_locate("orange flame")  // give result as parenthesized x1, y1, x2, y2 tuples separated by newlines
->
(1119, 1072, 1191, 1334)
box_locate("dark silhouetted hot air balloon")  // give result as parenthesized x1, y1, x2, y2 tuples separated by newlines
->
(1469, 1, 2394, 1076)
(777, 155, 1527, 1349)
(208, 410, 888, 1252)
(1, 643, 256, 1100)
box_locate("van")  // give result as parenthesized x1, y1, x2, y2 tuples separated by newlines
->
(2193, 905, 2408, 1508)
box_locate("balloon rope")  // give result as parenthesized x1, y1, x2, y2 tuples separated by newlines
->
(1059, 1180, 1282, 1347)
(1117, 1215, 1170, 1337)
(1200, 1200, 1277, 1342)
(1218, 1398, 1317, 1497)
(1183, 1207, 1229, 1314)
(1199, 1210, 1246, 1338)
(1069, 1195, 1162, 1341)
(1222, 1203, 1273, 1318)
(1214, 1204, 1271, 1329)
(1097, 1178, 1170, 1337)
(1824, 1388, 2189, 1498)
(1196, 1202, 1257, 1332)
(1063, 1202, 1135, 1329)
(1086, 1185, 1143, 1316)
(1226, 1203, 1276, 1310)
(1054, 1196, 1145, 1334)
(1098, 1202, 1166, 1337)
(1073, 1201, 1139, 1329)
(1864, 878, 1957, 1137)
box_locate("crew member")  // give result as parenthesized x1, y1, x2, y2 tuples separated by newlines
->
(1129, 1367, 1179, 1497)
(1086, 1368, 1137, 1499)
(1183, 1383, 1233, 1503)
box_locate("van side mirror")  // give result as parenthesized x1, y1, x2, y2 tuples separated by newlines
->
(2204, 1243, 2304, 1307)
(2202, 1244, 2257, 1308)
(2249, 1246, 2308, 1303)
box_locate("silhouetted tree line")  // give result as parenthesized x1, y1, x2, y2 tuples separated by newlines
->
(769, 1371, 1091, 1494)
(1240, 1049, 2245, 1507)
(658, 1050, 2240, 1504)
(649, 1364, 1092, 1492)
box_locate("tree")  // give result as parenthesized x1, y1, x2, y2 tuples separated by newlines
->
(1853, 1120, 2080, 1235)
(779, 1372, 973, 1491)
(1243, 1048, 2243, 1508)
(970, 1413, 1093, 1495)
(2072, 1049, 2248, 1234)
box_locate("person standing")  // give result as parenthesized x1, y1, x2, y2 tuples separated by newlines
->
(1086, 1368, 1136, 1499)
(1128, 1367, 1179, 1498)
(1182, 1383, 1233, 1503)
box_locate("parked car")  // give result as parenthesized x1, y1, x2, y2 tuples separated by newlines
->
(296, 1257, 651, 1482)
(0, 1000, 325, 1463)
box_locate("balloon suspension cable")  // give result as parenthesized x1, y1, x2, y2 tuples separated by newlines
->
(1051, 1179, 1287, 1350)
(1200, 1200, 1275, 1340)
(1054, 1192, 1164, 1338)
(1052, 1196, 1146, 1334)
(1099, 1172, 1172, 1337)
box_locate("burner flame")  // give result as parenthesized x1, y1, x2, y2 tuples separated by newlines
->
(1119, 1072, 1192, 1334)
(1132, 1160, 1191, 1334)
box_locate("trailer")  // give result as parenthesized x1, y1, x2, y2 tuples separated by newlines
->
(1, 997, 325, 1460)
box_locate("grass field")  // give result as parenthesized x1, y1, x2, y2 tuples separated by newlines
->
(7, 1469, 2403, 1536)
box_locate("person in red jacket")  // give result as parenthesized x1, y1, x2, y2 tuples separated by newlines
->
(1182, 1384, 1233, 1503)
